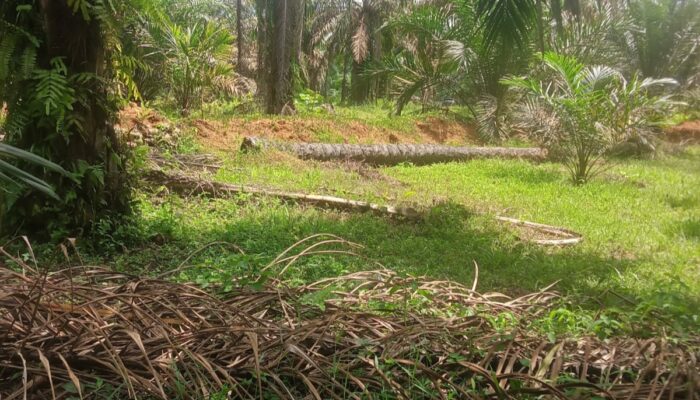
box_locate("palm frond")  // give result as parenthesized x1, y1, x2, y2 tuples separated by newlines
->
(352, 18, 369, 63)
(476, 0, 536, 51)
(0, 144, 69, 199)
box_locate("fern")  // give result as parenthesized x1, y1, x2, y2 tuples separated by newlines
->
(19, 47, 37, 80)
(34, 66, 75, 117)
(0, 32, 18, 81)
(67, 0, 91, 21)
(3, 105, 30, 136)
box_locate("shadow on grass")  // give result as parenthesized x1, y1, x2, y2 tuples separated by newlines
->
(89, 197, 699, 314)
(677, 218, 700, 240)
(666, 194, 699, 210)
(484, 164, 562, 185)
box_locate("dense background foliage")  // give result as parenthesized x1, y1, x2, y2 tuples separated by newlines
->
(1, 0, 698, 234)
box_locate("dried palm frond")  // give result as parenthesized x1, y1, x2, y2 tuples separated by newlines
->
(352, 17, 370, 63)
(0, 238, 697, 399)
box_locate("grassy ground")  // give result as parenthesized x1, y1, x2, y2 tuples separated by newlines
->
(23, 104, 699, 337)
(81, 104, 700, 337)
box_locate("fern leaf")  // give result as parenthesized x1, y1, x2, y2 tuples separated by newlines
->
(0, 32, 18, 81)
(4, 105, 30, 136)
(20, 47, 37, 80)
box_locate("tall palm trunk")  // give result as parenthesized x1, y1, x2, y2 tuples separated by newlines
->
(551, 0, 564, 36)
(258, 0, 302, 114)
(350, 60, 371, 104)
(564, 0, 581, 18)
(255, 0, 268, 101)
(341, 51, 350, 103)
(236, 0, 246, 75)
(536, 0, 546, 54)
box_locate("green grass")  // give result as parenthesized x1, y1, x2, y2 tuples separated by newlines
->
(79, 141, 700, 337)
(12, 103, 695, 337)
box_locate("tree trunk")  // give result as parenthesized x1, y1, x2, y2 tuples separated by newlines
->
(241, 137, 548, 165)
(4, 0, 129, 235)
(350, 60, 371, 104)
(341, 51, 350, 104)
(236, 0, 245, 74)
(257, 0, 302, 114)
(551, 0, 564, 36)
(564, 0, 581, 19)
(536, 0, 546, 55)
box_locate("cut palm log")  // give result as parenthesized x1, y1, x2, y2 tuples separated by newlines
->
(241, 137, 548, 165)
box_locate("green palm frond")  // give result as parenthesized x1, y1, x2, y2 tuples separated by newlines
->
(475, 0, 536, 51)
(373, 3, 470, 115)
(0, 144, 69, 200)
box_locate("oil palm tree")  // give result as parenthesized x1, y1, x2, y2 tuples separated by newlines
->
(304, 0, 408, 104)
(504, 52, 677, 184)
(1, 0, 132, 235)
(148, 18, 234, 112)
(377, 4, 469, 115)
(256, 0, 304, 114)
(626, 0, 700, 85)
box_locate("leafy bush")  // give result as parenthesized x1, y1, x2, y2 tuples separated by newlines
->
(504, 53, 677, 184)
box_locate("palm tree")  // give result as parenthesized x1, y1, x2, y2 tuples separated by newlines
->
(145, 16, 234, 112)
(257, 0, 304, 114)
(476, 0, 537, 52)
(304, 0, 407, 104)
(504, 53, 677, 184)
(626, 0, 700, 85)
(376, 3, 469, 115)
(0, 0, 131, 235)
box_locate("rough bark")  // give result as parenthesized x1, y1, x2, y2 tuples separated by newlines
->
(350, 60, 371, 105)
(564, 0, 581, 18)
(236, 0, 245, 74)
(536, 0, 546, 55)
(551, 0, 564, 36)
(257, 0, 302, 114)
(241, 137, 548, 166)
(255, 0, 269, 101)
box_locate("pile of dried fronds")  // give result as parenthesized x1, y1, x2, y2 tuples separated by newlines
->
(1, 238, 698, 399)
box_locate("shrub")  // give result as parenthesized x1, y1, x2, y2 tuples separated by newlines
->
(504, 53, 677, 184)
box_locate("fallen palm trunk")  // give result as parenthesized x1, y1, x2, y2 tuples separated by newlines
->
(1, 243, 697, 400)
(241, 136, 548, 165)
(145, 169, 421, 218)
(146, 170, 582, 245)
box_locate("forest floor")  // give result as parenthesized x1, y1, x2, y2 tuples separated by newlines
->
(96, 103, 700, 337)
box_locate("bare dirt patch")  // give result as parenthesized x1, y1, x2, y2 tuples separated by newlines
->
(665, 120, 700, 143)
(416, 116, 480, 145)
(117, 103, 168, 132)
(116, 104, 480, 150)
(193, 116, 479, 151)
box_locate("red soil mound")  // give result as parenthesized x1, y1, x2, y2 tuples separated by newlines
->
(665, 120, 700, 143)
